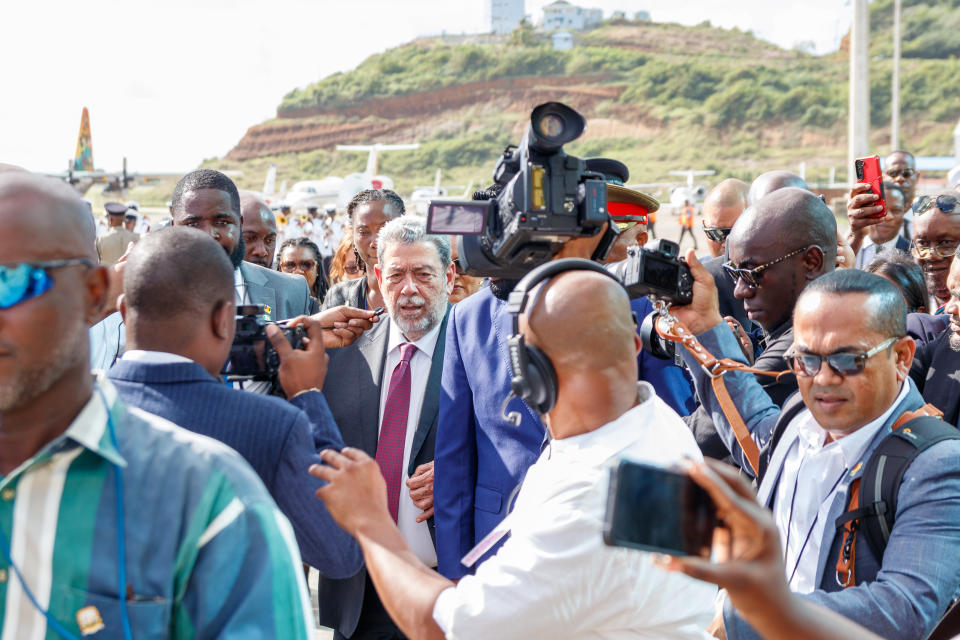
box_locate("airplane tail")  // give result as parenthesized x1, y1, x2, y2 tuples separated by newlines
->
(262, 163, 277, 197)
(73, 107, 94, 172)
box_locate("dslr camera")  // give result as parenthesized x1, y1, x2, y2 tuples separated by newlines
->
(425, 102, 615, 279)
(222, 304, 306, 381)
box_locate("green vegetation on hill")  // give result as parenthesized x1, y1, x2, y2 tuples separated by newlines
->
(224, 8, 960, 197)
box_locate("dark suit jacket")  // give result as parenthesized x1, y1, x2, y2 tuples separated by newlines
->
(908, 312, 949, 350)
(106, 358, 362, 577)
(854, 235, 910, 270)
(319, 310, 448, 637)
(240, 261, 318, 320)
(911, 328, 960, 426)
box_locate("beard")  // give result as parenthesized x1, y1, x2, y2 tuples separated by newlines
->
(950, 330, 960, 352)
(391, 292, 447, 340)
(229, 235, 246, 269)
(488, 278, 520, 301)
(0, 321, 88, 412)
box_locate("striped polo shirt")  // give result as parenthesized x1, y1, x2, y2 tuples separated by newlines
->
(0, 377, 312, 639)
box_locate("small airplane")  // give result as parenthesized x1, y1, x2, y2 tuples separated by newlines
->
(630, 169, 716, 212)
(50, 107, 180, 196)
(410, 169, 470, 215)
(335, 143, 419, 209)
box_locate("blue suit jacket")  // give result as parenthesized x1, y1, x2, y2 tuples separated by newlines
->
(434, 288, 695, 579)
(682, 324, 960, 640)
(107, 359, 362, 578)
(854, 235, 910, 270)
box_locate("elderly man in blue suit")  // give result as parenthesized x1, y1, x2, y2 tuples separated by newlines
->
(107, 227, 371, 578)
(672, 251, 960, 639)
(434, 184, 695, 579)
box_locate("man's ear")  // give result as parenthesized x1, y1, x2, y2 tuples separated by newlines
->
(84, 265, 110, 326)
(118, 294, 127, 322)
(804, 245, 826, 279)
(374, 264, 383, 287)
(445, 261, 456, 295)
(633, 332, 642, 357)
(636, 230, 649, 247)
(212, 300, 234, 341)
(894, 335, 917, 381)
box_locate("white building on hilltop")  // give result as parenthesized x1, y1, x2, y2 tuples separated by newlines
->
(541, 0, 602, 31)
(490, 0, 525, 34)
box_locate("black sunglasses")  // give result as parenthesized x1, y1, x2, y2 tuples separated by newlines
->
(702, 223, 732, 244)
(913, 194, 960, 216)
(722, 246, 815, 289)
(885, 168, 916, 180)
(784, 337, 897, 377)
(452, 258, 465, 274)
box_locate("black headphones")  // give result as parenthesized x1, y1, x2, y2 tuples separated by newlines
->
(504, 258, 629, 421)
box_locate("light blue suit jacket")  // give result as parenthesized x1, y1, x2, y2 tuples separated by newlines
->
(683, 323, 960, 639)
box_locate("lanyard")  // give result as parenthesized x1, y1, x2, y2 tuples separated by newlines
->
(783, 451, 848, 586)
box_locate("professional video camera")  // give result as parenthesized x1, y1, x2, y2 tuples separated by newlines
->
(425, 102, 617, 279)
(222, 304, 306, 381)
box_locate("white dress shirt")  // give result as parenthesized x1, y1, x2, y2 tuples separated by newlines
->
(121, 350, 194, 365)
(89, 311, 126, 371)
(432, 383, 716, 639)
(234, 267, 250, 306)
(377, 318, 445, 567)
(774, 381, 909, 593)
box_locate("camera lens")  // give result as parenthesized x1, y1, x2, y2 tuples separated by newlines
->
(538, 114, 565, 139)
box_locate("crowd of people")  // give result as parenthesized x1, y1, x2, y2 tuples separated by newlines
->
(0, 147, 959, 640)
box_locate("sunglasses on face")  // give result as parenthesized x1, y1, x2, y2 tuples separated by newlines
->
(722, 246, 813, 289)
(343, 264, 360, 275)
(452, 258, 465, 275)
(784, 336, 898, 377)
(0, 258, 95, 310)
(885, 168, 916, 180)
(910, 240, 960, 260)
(913, 194, 960, 216)
(280, 260, 317, 272)
(702, 223, 732, 244)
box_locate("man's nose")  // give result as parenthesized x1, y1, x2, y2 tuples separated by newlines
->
(250, 242, 266, 256)
(733, 276, 755, 299)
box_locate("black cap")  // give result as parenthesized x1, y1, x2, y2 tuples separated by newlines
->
(104, 202, 127, 215)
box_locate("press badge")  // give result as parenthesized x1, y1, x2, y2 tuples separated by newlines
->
(461, 512, 515, 568)
(76, 605, 105, 635)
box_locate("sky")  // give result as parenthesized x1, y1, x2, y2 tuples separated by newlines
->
(0, 0, 852, 174)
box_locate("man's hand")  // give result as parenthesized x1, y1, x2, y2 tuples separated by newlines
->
(655, 459, 790, 630)
(845, 183, 886, 256)
(836, 230, 856, 270)
(311, 448, 392, 537)
(724, 316, 753, 363)
(267, 315, 329, 397)
(406, 461, 434, 522)
(307, 305, 381, 348)
(670, 250, 725, 336)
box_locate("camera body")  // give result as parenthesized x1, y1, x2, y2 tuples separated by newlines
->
(613, 239, 693, 306)
(223, 304, 306, 381)
(426, 102, 612, 279)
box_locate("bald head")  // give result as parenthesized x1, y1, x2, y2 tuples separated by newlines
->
(731, 188, 837, 262)
(524, 271, 636, 374)
(703, 179, 749, 257)
(748, 171, 807, 206)
(124, 227, 234, 324)
(0, 172, 97, 262)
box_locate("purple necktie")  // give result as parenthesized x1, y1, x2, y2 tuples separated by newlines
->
(377, 342, 417, 523)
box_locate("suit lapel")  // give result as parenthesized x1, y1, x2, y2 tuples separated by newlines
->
(925, 332, 960, 425)
(357, 317, 390, 455)
(407, 308, 449, 474)
(240, 262, 278, 320)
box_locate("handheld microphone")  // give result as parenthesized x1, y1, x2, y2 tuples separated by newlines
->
(500, 392, 522, 427)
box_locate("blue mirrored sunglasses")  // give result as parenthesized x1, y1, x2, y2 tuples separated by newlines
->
(0, 259, 94, 309)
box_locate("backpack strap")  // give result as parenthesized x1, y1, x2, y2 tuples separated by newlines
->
(757, 391, 806, 484)
(834, 404, 958, 588)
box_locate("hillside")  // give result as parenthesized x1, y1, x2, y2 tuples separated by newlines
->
(213, 3, 960, 197)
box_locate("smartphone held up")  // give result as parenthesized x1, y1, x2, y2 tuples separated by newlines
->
(603, 460, 721, 559)
(854, 155, 888, 219)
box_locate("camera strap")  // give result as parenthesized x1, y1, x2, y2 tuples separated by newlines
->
(654, 311, 791, 476)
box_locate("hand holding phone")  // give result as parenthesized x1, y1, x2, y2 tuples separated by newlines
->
(854, 155, 887, 219)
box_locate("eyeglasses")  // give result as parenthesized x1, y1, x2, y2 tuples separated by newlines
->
(343, 264, 360, 275)
(0, 258, 95, 310)
(702, 223, 732, 244)
(784, 337, 898, 377)
(452, 258, 465, 275)
(722, 246, 813, 289)
(910, 240, 960, 260)
(885, 168, 916, 180)
(913, 194, 960, 216)
(280, 260, 317, 272)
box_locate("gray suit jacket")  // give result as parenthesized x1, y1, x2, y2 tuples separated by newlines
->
(239, 261, 318, 320)
(318, 309, 449, 637)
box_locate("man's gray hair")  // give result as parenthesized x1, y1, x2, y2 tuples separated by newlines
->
(376, 216, 451, 267)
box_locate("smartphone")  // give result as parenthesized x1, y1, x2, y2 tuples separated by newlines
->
(603, 459, 718, 558)
(854, 155, 887, 219)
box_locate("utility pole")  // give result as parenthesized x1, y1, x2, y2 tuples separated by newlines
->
(891, 0, 902, 150)
(849, 0, 870, 184)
